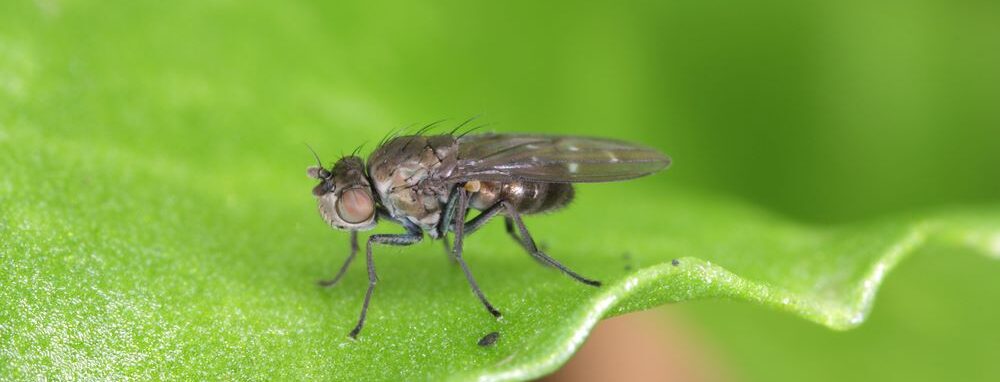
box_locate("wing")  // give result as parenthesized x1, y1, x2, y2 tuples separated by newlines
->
(443, 133, 671, 183)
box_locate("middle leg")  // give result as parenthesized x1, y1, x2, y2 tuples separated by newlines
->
(452, 187, 502, 318)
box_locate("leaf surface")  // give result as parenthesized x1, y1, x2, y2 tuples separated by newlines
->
(2, 128, 997, 381)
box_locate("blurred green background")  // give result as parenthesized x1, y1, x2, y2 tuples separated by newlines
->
(2, 0, 998, 381)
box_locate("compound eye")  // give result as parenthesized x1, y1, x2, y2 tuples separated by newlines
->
(336, 188, 374, 224)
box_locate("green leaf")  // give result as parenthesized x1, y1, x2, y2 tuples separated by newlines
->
(3, 126, 998, 380)
(682, 243, 1000, 382)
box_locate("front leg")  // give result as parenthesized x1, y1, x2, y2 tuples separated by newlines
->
(319, 230, 359, 287)
(348, 224, 423, 339)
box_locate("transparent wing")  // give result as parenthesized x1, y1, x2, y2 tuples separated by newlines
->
(444, 134, 671, 183)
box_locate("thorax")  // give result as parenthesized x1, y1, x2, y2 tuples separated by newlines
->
(367, 135, 458, 234)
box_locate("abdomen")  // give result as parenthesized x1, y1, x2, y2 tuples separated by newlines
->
(469, 181, 574, 215)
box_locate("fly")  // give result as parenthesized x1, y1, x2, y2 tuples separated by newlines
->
(306, 125, 671, 338)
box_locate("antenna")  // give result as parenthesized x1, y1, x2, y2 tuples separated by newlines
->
(305, 143, 324, 168)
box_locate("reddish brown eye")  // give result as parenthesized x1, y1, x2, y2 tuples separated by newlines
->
(336, 189, 374, 224)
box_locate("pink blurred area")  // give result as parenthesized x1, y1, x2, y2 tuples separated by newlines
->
(544, 308, 732, 382)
